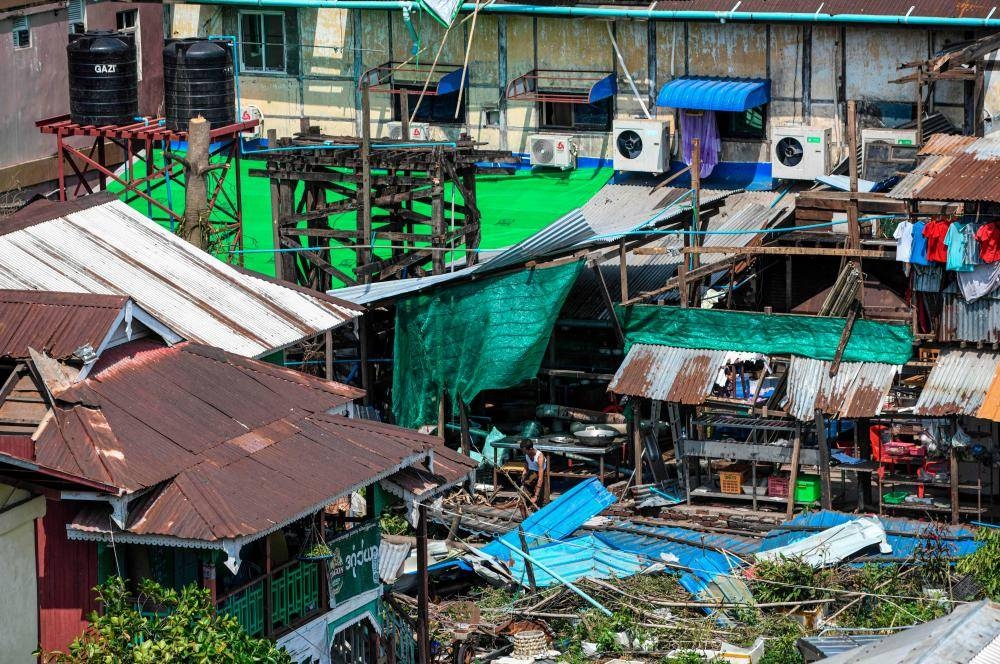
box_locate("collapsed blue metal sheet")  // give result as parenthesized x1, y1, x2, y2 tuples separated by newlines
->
(757, 510, 981, 561)
(656, 76, 770, 112)
(503, 534, 649, 587)
(480, 477, 616, 559)
(593, 521, 754, 606)
(437, 67, 467, 95)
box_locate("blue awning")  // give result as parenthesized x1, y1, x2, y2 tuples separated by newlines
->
(656, 76, 770, 112)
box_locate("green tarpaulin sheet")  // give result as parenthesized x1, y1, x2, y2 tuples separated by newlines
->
(617, 305, 913, 365)
(393, 261, 583, 429)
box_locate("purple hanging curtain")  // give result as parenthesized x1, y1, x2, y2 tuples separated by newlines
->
(680, 110, 720, 178)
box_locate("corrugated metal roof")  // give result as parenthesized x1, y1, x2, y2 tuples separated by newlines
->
(887, 154, 955, 199)
(758, 510, 981, 563)
(0, 196, 359, 358)
(0, 290, 126, 360)
(915, 153, 1000, 202)
(480, 477, 616, 558)
(782, 357, 899, 421)
(503, 533, 651, 588)
(609, 344, 731, 403)
(914, 349, 1000, 418)
(919, 133, 978, 156)
(379, 539, 413, 584)
(33, 340, 365, 494)
(821, 600, 1000, 664)
(656, 77, 770, 112)
(381, 444, 478, 500)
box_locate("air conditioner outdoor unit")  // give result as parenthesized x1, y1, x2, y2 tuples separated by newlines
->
(613, 118, 672, 174)
(238, 105, 264, 139)
(529, 133, 576, 169)
(771, 126, 831, 181)
(385, 121, 430, 141)
(860, 128, 919, 175)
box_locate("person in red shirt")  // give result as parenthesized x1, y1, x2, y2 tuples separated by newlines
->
(976, 222, 1000, 263)
(922, 217, 952, 263)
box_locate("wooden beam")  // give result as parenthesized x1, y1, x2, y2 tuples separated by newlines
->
(829, 303, 858, 377)
(786, 428, 802, 518)
(667, 245, 894, 258)
(815, 408, 832, 511)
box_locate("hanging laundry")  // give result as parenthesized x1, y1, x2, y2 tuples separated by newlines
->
(963, 222, 982, 266)
(910, 220, 930, 266)
(957, 261, 1000, 301)
(679, 110, 720, 178)
(975, 222, 1000, 263)
(944, 222, 975, 272)
(893, 220, 913, 262)
(922, 217, 952, 263)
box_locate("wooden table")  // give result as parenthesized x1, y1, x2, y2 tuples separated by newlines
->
(490, 436, 625, 490)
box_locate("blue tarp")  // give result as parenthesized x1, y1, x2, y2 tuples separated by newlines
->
(656, 76, 770, 112)
(436, 67, 467, 95)
(480, 477, 616, 559)
(757, 510, 982, 562)
(588, 73, 617, 104)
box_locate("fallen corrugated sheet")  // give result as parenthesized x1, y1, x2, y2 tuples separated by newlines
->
(0, 195, 359, 358)
(608, 344, 733, 404)
(502, 533, 652, 588)
(820, 599, 1000, 664)
(755, 517, 891, 567)
(593, 520, 756, 608)
(758, 510, 981, 562)
(480, 477, 616, 559)
(379, 539, 413, 584)
(0, 291, 126, 360)
(889, 133, 1000, 203)
(782, 357, 900, 421)
(914, 349, 1000, 418)
(886, 154, 954, 200)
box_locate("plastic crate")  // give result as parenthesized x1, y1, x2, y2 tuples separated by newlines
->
(794, 475, 822, 503)
(719, 466, 750, 494)
(767, 475, 790, 498)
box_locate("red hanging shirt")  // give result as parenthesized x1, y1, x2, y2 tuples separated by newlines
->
(976, 222, 1000, 263)
(922, 219, 952, 263)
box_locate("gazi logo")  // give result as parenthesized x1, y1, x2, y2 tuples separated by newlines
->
(94, 64, 117, 74)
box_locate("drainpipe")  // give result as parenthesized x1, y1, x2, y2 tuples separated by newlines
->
(195, 0, 1000, 28)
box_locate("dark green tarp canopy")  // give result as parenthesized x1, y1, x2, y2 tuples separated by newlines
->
(393, 261, 583, 429)
(617, 305, 913, 365)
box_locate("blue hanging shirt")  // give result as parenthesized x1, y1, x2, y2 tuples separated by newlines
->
(910, 220, 930, 266)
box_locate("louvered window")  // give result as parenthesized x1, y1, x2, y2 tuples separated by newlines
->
(67, 0, 85, 35)
(12, 16, 30, 50)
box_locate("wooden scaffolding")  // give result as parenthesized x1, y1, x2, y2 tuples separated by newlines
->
(255, 121, 517, 291)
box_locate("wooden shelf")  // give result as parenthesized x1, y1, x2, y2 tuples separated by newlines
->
(689, 487, 795, 504)
(880, 502, 986, 515)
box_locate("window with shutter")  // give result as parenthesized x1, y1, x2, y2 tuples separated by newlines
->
(67, 0, 85, 35)
(12, 16, 30, 50)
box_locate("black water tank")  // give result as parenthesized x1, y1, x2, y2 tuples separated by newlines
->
(67, 30, 138, 126)
(164, 39, 235, 131)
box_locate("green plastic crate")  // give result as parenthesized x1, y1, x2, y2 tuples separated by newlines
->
(795, 475, 822, 503)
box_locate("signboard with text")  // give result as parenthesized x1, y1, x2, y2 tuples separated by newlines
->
(327, 521, 381, 608)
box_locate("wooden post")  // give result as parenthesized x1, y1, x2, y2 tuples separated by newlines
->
(846, 100, 860, 250)
(400, 89, 410, 140)
(951, 443, 960, 525)
(358, 317, 372, 406)
(431, 155, 446, 274)
(437, 390, 447, 441)
(785, 427, 803, 518)
(183, 115, 211, 250)
(267, 128, 284, 281)
(416, 504, 431, 664)
(201, 560, 217, 605)
(264, 534, 273, 636)
(632, 400, 643, 486)
(975, 60, 986, 137)
(690, 137, 701, 273)
(458, 397, 471, 456)
(916, 68, 924, 148)
(360, 86, 374, 284)
(815, 409, 832, 510)
(517, 526, 537, 592)
(325, 330, 334, 380)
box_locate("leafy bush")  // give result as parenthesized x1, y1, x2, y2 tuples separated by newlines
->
(958, 528, 1000, 600)
(747, 558, 839, 604)
(39, 577, 291, 663)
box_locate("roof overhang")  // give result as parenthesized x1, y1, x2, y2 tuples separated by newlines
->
(360, 61, 467, 96)
(506, 69, 617, 104)
(656, 76, 770, 112)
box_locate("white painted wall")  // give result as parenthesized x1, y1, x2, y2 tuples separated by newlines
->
(0, 485, 45, 664)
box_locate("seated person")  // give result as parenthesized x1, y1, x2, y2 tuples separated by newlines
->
(519, 438, 548, 507)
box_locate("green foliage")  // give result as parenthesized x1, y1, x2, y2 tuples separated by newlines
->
(379, 512, 411, 537)
(837, 564, 950, 630)
(958, 529, 1000, 600)
(660, 651, 721, 664)
(748, 558, 839, 604)
(757, 617, 805, 664)
(39, 577, 291, 664)
(302, 542, 333, 559)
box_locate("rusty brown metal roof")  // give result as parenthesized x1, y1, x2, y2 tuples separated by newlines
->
(915, 153, 1000, 203)
(782, 357, 899, 421)
(32, 340, 364, 493)
(123, 415, 439, 541)
(919, 134, 977, 156)
(381, 444, 478, 500)
(0, 290, 127, 361)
